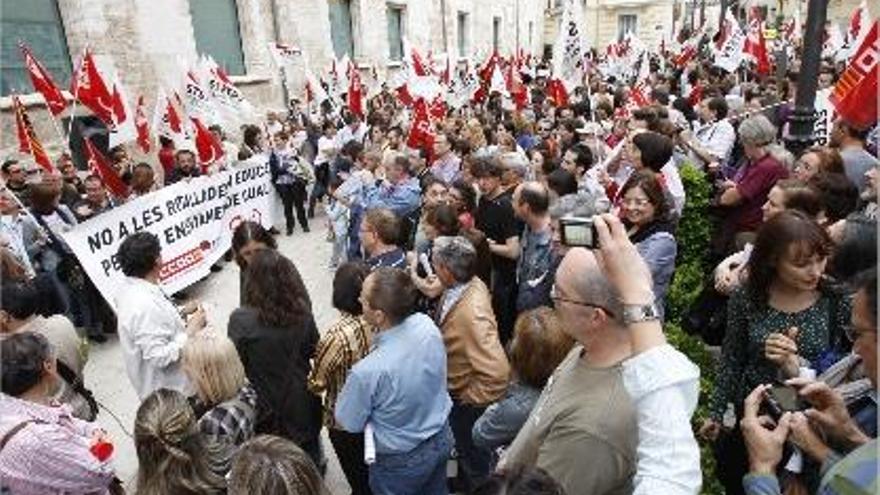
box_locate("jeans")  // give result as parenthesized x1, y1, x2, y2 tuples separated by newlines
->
(276, 182, 309, 231)
(450, 400, 492, 492)
(330, 236, 347, 267)
(329, 428, 373, 495)
(369, 425, 452, 495)
(309, 163, 330, 215)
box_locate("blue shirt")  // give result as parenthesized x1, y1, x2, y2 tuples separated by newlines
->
(362, 177, 421, 218)
(335, 313, 452, 454)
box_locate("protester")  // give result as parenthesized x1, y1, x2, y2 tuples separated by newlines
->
(740, 268, 877, 495)
(228, 435, 328, 495)
(474, 466, 566, 495)
(335, 267, 452, 495)
(0, 185, 38, 278)
(166, 149, 202, 184)
(360, 207, 406, 269)
(73, 175, 117, 221)
(620, 170, 678, 319)
(228, 249, 323, 467)
(182, 330, 258, 457)
(134, 388, 228, 494)
(432, 235, 510, 491)
(500, 243, 639, 494)
(270, 130, 313, 235)
(129, 162, 156, 197)
(473, 156, 521, 344)
(702, 211, 852, 494)
(361, 154, 421, 218)
(793, 146, 846, 181)
(2, 159, 31, 205)
(115, 232, 207, 399)
(512, 181, 556, 311)
(0, 282, 92, 420)
(830, 119, 879, 191)
(682, 96, 737, 169)
(432, 132, 462, 184)
(308, 261, 373, 495)
(0, 332, 116, 494)
(472, 307, 574, 452)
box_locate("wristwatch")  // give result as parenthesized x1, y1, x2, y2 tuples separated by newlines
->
(621, 303, 660, 325)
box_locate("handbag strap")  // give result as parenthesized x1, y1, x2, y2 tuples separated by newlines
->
(55, 358, 99, 421)
(0, 419, 47, 451)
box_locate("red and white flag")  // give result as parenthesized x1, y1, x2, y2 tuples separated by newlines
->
(191, 117, 224, 171)
(744, 7, 770, 76)
(84, 137, 128, 199)
(847, 1, 872, 48)
(304, 64, 329, 106)
(108, 77, 138, 149)
(19, 43, 68, 116)
(135, 95, 151, 153)
(831, 21, 878, 130)
(713, 11, 746, 73)
(71, 49, 115, 125)
(152, 89, 190, 146)
(551, 0, 588, 93)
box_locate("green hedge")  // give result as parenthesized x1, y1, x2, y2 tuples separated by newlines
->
(664, 163, 724, 495)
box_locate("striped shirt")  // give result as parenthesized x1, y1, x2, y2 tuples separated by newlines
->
(307, 314, 372, 429)
(0, 395, 115, 494)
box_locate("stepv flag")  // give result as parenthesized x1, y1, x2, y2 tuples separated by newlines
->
(830, 21, 879, 130)
(19, 42, 68, 116)
(71, 49, 115, 124)
(744, 7, 770, 76)
(191, 117, 224, 172)
(84, 137, 128, 199)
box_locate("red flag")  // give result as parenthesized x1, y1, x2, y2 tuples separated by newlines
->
(744, 8, 770, 76)
(71, 50, 115, 124)
(166, 94, 184, 134)
(135, 95, 151, 153)
(19, 43, 68, 116)
(831, 21, 878, 129)
(428, 96, 447, 121)
(546, 78, 569, 107)
(507, 63, 528, 111)
(628, 83, 651, 109)
(347, 64, 364, 118)
(11, 95, 55, 173)
(11, 95, 31, 154)
(406, 98, 434, 150)
(191, 117, 224, 171)
(83, 138, 128, 198)
(395, 84, 414, 107)
(111, 85, 127, 124)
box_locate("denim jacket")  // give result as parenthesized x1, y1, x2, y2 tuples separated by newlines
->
(472, 381, 541, 451)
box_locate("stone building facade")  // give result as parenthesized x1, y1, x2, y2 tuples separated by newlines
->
(0, 0, 546, 164)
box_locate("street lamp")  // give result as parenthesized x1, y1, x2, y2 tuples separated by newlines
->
(785, 0, 828, 156)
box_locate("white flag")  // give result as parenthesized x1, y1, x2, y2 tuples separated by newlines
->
(552, 0, 588, 92)
(714, 12, 746, 73)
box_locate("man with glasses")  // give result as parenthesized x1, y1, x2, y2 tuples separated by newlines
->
(500, 243, 640, 494)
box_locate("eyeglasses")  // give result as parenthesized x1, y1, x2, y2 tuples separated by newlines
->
(550, 284, 615, 316)
(622, 197, 651, 207)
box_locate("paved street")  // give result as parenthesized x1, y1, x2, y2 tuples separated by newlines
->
(83, 212, 351, 492)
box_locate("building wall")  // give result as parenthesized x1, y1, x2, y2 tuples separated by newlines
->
(0, 0, 545, 162)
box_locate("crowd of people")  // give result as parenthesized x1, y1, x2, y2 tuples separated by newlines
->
(1, 28, 879, 495)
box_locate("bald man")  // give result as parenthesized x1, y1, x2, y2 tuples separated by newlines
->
(512, 181, 556, 311)
(500, 247, 639, 494)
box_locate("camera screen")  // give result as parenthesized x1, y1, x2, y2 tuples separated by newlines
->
(563, 223, 593, 246)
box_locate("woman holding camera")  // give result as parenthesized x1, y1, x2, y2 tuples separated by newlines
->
(699, 210, 852, 495)
(620, 170, 677, 321)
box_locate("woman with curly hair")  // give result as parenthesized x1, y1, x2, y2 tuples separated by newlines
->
(228, 250, 323, 468)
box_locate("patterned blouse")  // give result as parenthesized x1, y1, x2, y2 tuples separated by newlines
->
(709, 287, 852, 420)
(308, 313, 372, 429)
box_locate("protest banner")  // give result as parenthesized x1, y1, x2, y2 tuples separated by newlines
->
(60, 159, 277, 309)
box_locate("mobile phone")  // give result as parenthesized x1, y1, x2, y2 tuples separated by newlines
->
(764, 384, 806, 419)
(560, 216, 599, 249)
(419, 252, 434, 278)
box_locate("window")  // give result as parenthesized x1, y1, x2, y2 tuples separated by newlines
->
(387, 5, 404, 61)
(328, 0, 355, 59)
(457, 12, 469, 57)
(1, 0, 71, 96)
(493, 17, 501, 52)
(190, 0, 246, 75)
(618, 14, 638, 40)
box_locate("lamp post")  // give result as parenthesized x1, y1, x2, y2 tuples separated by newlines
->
(785, 0, 828, 156)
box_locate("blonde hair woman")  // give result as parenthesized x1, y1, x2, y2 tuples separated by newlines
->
(182, 331, 258, 453)
(134, 388, 228, 495)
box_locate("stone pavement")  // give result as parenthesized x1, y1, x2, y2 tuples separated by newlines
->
(83, 217, 351, 492)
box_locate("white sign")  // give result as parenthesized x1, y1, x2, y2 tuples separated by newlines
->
(60, 159, 277, 308)
(813, 88, 836, 146)
(714, 22, 746, 73)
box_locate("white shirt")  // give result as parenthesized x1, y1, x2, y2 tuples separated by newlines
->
(115, 276, 191, 400)
(622, 344, 702, 495)
(315, 136, 337, 165)
(660, 159, 686, 217)
(693, 118, 736, 166)
(0, 214, 36, 277)
(336, 123, 368, 148)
